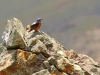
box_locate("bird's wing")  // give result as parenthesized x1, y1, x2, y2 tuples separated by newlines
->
(32, 22, 36, 25)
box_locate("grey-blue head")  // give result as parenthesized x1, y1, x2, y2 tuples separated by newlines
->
(32, 18, 43, 25)
(36, 18, 43, 22)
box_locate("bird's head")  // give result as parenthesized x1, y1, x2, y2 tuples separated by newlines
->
(36, 18, 43, 22)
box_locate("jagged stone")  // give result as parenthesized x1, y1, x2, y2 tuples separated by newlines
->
(0, 45, 15, 71)
(57, 50, 66, 57)
(0, 18, 100, 75)
(49, 65, 63, 75)
(2, 18, 28, 50)
(73, 64, 85, 75)
(30, 39, 47, 53)
(65, 49, 78, 59)
(56, 56, 75, 74)
(32, 69, 51, 75)
(17, 49, 38, 65)
(75, 54, 100, 75)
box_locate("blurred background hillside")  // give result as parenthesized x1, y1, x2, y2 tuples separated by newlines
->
(0, 0, 100, 62)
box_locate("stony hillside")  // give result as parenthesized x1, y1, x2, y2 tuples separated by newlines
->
(0, 18, 100, 75)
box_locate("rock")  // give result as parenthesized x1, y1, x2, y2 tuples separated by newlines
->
(73, 64, 85, 75)
(65, 49, 78, 59)
(65, 50, 100, 75)
(75, 54, 100, 75)
(57, 50, 66, 57)
(17, 49, 38, 65)
(43, 60, 51, 69)
(2, 18, 27, 49)
(0, 18, 100, 75)
(30, 39, 47, 53)
(0, 45, 14, 71)
(32, 69, 51, 75)
(56, 56, 71, 71)
(50, 65, 59, 74)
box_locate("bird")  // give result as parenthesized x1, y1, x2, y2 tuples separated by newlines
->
(31, 18, 43, 32)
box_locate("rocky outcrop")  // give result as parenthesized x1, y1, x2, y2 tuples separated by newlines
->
(0, 18, 100, 75)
